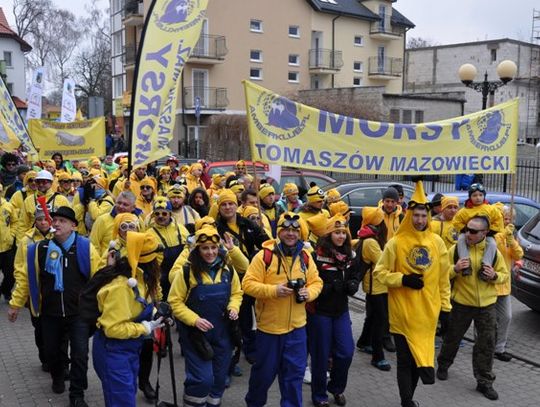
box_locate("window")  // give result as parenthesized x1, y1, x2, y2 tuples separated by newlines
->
(250, 19, 263, 32)
(389, 109, 400, 123)
(354, 36, 363, 46)
(491, 49, 497, 62)
(320, 0, 338, 4)
(402, 109, 412, 124)
(113, 76, 123, 99)
(288, 54, 300, 66)
(288, 72, 299, 83)
(414, 110, 424, 123)
(353, 61, 363, 72)
(3, 51, 12, 67)
(250, 50, 263, 62)
(288, 25, 300, 38)
(250, 67, 263, 80)
(353, 77, 362, 86)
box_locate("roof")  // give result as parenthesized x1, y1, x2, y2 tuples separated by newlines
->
(406, 37, 540, 52)
(12, 96, 27, 109)
(0, 7, 32, 52)
(306, 0, 414, 27)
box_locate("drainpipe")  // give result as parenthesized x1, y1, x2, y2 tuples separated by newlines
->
(331, 14, 341, 88)
(180, 74, 188, 157)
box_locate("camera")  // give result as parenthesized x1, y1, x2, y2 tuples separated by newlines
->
(287, 278, 306, 303)
(154, 301, 173, 321)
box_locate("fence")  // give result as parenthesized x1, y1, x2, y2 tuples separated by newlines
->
(324, 159, 540, 202)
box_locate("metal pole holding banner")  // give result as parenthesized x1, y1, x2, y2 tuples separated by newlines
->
(195, 96, 201, 158)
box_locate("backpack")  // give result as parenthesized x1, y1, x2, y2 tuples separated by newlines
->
(353, 239, 376, 294)
(78, 261, 131, 333)
(262, 247, 310, 272)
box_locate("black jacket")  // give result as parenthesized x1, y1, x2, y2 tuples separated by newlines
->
(216, 215, 269, 260)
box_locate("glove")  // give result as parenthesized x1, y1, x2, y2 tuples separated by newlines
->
(438, 311, 450, 337)
(332, 279, 344, 293)
(142, 317, 164, 335)
(345, 280, 359, 296)
(505, 224, 515, 245)
(402, 274, 424, 289)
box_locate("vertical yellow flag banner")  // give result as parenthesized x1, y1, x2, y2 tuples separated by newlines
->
(0, 75, 38, 158)
(0, 111, 22, 150)
(130, 0, 209, 168)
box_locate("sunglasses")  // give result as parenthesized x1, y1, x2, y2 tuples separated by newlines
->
(119, 222, 138, 232)
(465, 227, 485, 235)
(6, 162, 16, 167)
(60, 179, 73, 183)
(196, 234, 220, 244)
(36, 179, 51, 184)
(281, 214, 301, 229)
(27, 178, 36, 183)
(154, 211, 169, 217)
(141, 185, 153, 190)
(248, 215, 261, 221)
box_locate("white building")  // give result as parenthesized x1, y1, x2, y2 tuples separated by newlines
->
(0, 7, 31, 99)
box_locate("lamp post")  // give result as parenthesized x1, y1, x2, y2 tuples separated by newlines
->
(458, 60, 518, 110)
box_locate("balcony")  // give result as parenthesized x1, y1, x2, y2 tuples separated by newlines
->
(123, 0, 144, 26)
(189, 35, 228, 65)
(123, 45, 138, 70)
(368, 56, 403, 80)
(370, 15, 405, 40)
(309, 49, 343, 74)
(183, 87, 229, 110)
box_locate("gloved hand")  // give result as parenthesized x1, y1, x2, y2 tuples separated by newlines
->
(438, 311, 450, 337)
(402, 274, 424, 289)
(332, 279, 344, 293)
(345, 280, 359, 295)
(505, 224, 515, 246)
(142, 317, 164, 335)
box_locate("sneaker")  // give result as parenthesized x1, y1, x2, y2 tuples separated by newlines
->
(371, 359, 391, 371)
(232, 364, 243, 377)
(358, 345, 373, 354)
(383, 337, 396, 353)
(333, 393, 347, 406)
(476, 383, 499, 400)
(313, 401, 330, 407)
(303, 365, 312, 384)
(402, 401, 420, 407)
(70, 398, 89, 407)
(494, 352, 512, 362)
(436, 367, 448, 381)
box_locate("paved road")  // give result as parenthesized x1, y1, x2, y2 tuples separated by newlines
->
(0, 296, 538, 407)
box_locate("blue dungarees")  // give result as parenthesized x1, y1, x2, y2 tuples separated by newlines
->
(92, 285, 153, 407)
(179, 267, 232, 407)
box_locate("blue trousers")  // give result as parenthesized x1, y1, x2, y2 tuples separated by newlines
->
(307, 311, 354, 403)
(245, 328, 307, 407)
(92, 330, 142, 407)
(179, 325, 232, 407)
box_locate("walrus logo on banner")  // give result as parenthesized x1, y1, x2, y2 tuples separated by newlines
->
(249, 92, 310, 141)
(467, 109, 511, 152)
(406, 246, 432, 272)
(154, 0, 205, 32)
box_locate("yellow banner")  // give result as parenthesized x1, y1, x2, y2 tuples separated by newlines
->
(0, 111, 22, 150)
(28, 117, 105, 160)
(130, 0, 209, 168)
(0, 75, 38, 157)
(244, 81, 518, 175)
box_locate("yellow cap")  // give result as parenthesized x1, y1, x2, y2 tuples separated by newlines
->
(259, 183, 275, 200)
(167, 184, 187, 198)
(218, 189, 237, 206)
(326, 188, 341, 204)
(441, 196, 459, 211)
(325, 214, 350, 236)
(306, 186, 325, 203)
(229, 180, 245, 195)
(282, 183, 299, 197)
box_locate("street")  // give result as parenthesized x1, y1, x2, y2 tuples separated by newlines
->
(0, 296, 538, 406)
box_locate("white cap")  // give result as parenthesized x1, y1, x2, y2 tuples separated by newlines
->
(35, 170, 54, 181)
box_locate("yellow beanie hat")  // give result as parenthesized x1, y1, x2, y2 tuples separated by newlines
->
(113, 213, 139, 239)
(441, 196, 459, 211)
(282, 183, 299, 197)
(159, 166, 171, 175)
(259, 183, 275, 200)
(329, 201, 351, 217)
(277, 212, 306, 238)
(24, 170, 38, 185)
(305, 212, 329, 238)
(325, 214, 350, 236)
(240, 205, 260, 219)
(126, 231, 160, 277)
(94, 176, 108, 190)
(194, 226, 221, 247)
(229, 180, 245, 195)
(72, 172, 83, 181)
(195, 216, 217, 231)
(326, 188, 341, 204)
(361, 206, 384, 228)
(212, 173, 225, 186)
(306, 186, 326, 203)
(167, 184, 187, 198)
(218, 189, 237, 206)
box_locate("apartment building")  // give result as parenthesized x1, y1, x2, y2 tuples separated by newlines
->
(110, 0, 414, 156)
(405, 39, 540, 144)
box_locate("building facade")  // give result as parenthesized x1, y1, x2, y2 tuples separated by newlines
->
(110, 0, 414, 156)
(404, 38, 540, 144)
(0, 7, 32, 100)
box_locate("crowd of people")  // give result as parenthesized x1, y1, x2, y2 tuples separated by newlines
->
(0, 151, 523, 407)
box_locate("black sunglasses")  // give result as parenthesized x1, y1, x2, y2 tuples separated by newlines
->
(465, 227, 485, 235)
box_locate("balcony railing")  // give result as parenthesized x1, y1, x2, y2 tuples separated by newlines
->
(124, 0, 143, 17)
(368, 56, 403, 77)
(370, 14, 406, 37)
(192, 35, 228, 60)
(309, 49, 343, 70)
(184, 87, 229, 110)
(123, 45, 138, 67)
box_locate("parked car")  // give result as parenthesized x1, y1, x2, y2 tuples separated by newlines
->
(207, 161, 336, 197)
(322, 181, 414, 237)
(515, 212, 540, 312)
(427, 192, 540, 230)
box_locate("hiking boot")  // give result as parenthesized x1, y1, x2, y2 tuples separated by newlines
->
(494, 352, 512, 362)
(51, 378, 65, 394)
(476, 383, 499, 400)
(333, 393, 347, 406)
(436, 367, 448, 381)
(139, 381, 156, 401)
(70, 398, 88, 407)
(371, 359, 391, 371)
(383, 337, 396, 352)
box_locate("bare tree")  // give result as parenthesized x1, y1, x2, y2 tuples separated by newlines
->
(12, 0, 52, 40)
(407, 37, 438, 49)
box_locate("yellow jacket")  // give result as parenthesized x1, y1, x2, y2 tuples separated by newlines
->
(171, 205, 201, 227)
(113, 173, 153, 198)
(168, 260, 243, 326)
(73, 193, 115, 236)
(448, 240, 509, 307)
(242, 240, 323, 335)
(9, 228, 51, 309)
(185, 174, 207, 194)
(96, 269, 151, 339)
(147, 221, 190, 266)
(453, 203, 504, 234)
(90, 211, 147, 256)
(357, 237, 386, 295)
(380, 205, 402, 242)
(20, 190, 71, 236)
(168, 245, 249, 284)
(136, 196, 155, 218)
(494, 232, 523, 296)
(0, 198, 15, 252)
(430, 219, 458, 249)
(9, 188, 36, 241)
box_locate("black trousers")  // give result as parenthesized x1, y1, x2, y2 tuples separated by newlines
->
(41, 315, 89, 400)
(394, 334, 419, 406)
(0, 247, 15, 298)
(358, 293, 388, 362)
(139, 337, 154, 385)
